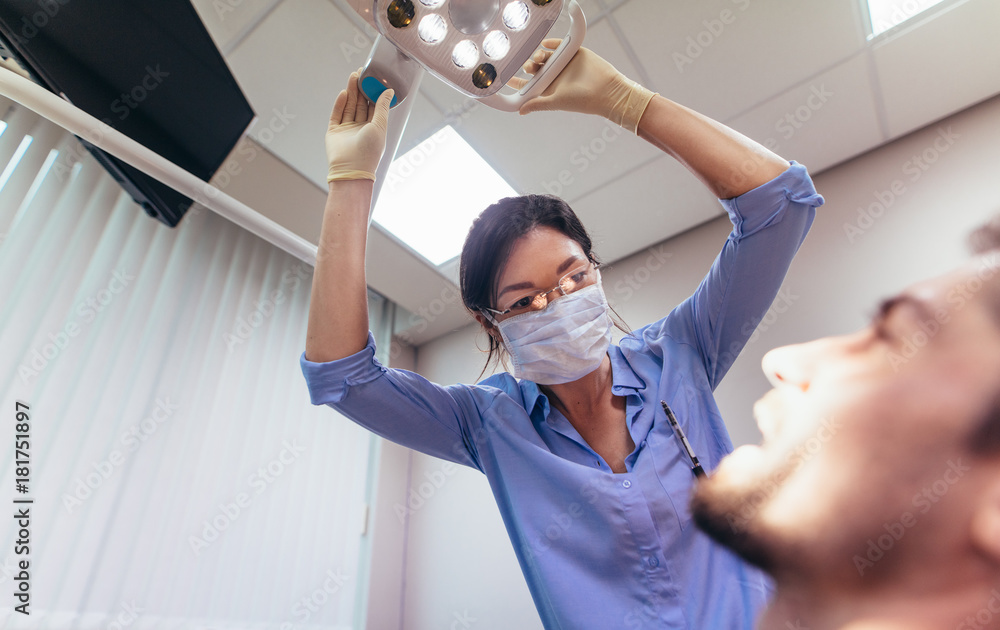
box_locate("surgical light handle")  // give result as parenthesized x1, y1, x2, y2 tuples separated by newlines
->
(481, 0, 586, 112)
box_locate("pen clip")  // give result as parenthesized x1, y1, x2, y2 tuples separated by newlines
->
(661, 400, 706, 479)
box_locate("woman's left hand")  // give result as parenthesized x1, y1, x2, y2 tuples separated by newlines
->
(508, 38, 656, 133)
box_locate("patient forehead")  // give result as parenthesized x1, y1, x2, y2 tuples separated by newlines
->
(912, 255, 1000, 314)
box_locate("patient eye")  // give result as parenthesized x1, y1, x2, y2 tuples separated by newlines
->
(870, 297, 900, 340)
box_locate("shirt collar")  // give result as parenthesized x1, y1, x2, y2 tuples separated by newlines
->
(522, 343, 647, 415)
(609, 343, 646, 394)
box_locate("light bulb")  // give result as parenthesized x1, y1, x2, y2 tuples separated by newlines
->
(452, 40, 479, 68)
(419, 0, 444, 7)
(502, 1, 529, 30)
(418, 14, 447, 44)
(483, 30, 510, 59)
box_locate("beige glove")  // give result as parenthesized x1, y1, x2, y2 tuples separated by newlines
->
(510, 38, 657, 134)
(325, 71, 394, 182)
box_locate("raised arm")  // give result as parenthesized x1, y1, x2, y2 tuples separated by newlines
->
(515, 39, 787, 198)
(516, 41, 823, 387)
(636, 97, 787, 199)
(304, 72, 393, 363)
(300, 73, 487, 470)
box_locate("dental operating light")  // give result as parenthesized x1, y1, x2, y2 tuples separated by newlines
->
(345, 0, 586, 112)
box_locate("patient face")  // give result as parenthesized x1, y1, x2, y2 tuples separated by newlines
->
(691, 254, 1000, 580)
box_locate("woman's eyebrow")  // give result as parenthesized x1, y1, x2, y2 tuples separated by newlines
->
(497, 255, 583, 298)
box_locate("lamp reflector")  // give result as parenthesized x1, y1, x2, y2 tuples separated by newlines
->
(472, 63, 497, 89)
(387, 0, 415, 27)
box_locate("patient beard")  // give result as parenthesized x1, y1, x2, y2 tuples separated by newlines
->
(689, 452, 803, 576)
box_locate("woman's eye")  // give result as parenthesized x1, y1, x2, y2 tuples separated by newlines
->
(571, 271, 587, 283)
(512, 297, 533, 310)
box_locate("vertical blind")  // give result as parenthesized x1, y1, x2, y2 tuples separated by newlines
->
(0, 97, 380, 629)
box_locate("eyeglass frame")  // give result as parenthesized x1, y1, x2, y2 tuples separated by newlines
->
(480, 260, 601, 323)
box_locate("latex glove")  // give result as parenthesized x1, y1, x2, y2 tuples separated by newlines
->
(325, 70, 394, 182)
(509, 38, 657, 133)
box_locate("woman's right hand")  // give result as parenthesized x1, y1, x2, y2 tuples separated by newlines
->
(325, 70, 394, 183)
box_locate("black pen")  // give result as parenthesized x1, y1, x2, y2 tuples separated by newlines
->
(661, 401, 706, 479)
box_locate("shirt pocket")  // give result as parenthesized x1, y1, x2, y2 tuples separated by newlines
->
(645, 375, 703, 532)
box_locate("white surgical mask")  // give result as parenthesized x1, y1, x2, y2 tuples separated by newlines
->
(493, 278, 613, 385)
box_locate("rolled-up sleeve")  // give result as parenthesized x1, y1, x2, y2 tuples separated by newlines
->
(300, 331, 388, 405)
(720, 161, 825, 238)
(300, 332, 485, 470)
(644, 161, 824, 389)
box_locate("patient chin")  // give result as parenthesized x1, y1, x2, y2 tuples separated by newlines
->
(689, 483, 780, 575)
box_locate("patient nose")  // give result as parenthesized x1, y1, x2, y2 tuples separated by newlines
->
(761, 341, 821, 391)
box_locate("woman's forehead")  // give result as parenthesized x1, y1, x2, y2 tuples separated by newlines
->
(500, 228, 585, 275)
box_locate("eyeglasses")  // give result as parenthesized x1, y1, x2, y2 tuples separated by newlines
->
(482, 261, 600, 321)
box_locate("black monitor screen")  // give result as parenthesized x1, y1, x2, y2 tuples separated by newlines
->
(0, 0, 255, 226)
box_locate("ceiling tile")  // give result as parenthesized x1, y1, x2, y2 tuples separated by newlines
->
(871, 0, 1000, 139)
(225, 0, 368, 187)
(612, 0, 867, 121)
(568, 155, 723, 263)
(574, 0, 607, 20)
(726, 53, 884, 173)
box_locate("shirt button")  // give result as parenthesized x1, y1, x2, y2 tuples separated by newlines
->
(640, 440, 647, 448)
(622, 480, 631, 488)
(648, 556, 659, 567)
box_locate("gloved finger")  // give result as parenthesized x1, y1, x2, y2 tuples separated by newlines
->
(522, 51, 551, 76)
(330, 89, 348, 128)
(353, 66, 368, 121)
(371, 88, 394, 130)
(532, 48, 553, 65)
(519, 93, 557, 116)
(343, 72, 360, 123)
(507, 75, 529, 90)
(356, 86, 370, 122)
(540, 37, 562, 50)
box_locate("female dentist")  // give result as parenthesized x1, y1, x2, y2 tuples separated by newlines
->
(301, 39, 824, 629)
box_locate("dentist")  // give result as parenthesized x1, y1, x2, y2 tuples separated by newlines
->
(301, 40, 824, 629)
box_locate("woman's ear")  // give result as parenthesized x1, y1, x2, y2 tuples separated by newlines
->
(473, 312, 503, 344)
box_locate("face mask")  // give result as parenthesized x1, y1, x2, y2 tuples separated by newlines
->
(494, 278, 613, 385)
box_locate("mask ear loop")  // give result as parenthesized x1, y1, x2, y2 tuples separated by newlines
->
(480, 309, 507, 354)
(480, 309, 500, 328)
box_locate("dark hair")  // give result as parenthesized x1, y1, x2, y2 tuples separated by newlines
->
(459, 194, 630, 379)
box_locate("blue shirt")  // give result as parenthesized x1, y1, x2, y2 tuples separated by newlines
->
(299, 161, 824, 629)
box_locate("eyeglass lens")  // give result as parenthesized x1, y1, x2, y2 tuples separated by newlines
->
(502, 264, 597, 314)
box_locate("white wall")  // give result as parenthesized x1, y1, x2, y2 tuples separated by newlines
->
(381, 93, 1000, 629)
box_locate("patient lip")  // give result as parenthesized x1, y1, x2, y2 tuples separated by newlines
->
(753, 391, 780, 442)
